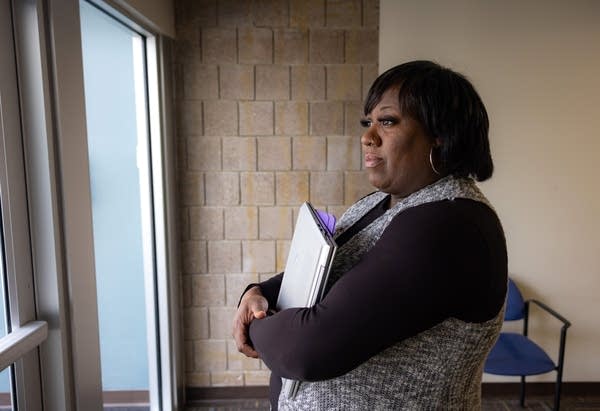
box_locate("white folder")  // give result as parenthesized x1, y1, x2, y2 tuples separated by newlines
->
(276, 202, 337, 399)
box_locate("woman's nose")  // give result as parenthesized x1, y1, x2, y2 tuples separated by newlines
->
(361, 126, 381, 147)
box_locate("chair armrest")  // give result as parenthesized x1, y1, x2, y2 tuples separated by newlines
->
(527, 299, 571, 328)
(526, 299, 570, 378)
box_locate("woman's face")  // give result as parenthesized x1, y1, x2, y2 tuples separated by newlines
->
(361, 87, 439, 199)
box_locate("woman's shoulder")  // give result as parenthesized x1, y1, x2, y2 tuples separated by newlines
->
(400, 198, 499, 223)
(387, 198, 504, 245)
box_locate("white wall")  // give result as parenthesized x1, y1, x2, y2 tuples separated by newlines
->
(381, 0, 600, 381)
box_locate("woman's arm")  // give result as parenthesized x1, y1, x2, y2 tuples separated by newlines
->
(248, 200, 505, 381)
(232, 272, 284, 357)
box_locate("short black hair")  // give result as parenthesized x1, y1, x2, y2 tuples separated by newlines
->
(364, 60, 493, 181)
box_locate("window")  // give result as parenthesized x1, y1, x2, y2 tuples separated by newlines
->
(0, 2, 46, 408)
(79, 1, 157, 406)
(1, 0, 180, 409)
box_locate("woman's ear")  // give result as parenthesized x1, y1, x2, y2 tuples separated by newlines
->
(433, 137, 442, 148)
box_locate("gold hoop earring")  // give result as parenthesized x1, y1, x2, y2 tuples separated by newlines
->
(429, 147, 441, 175)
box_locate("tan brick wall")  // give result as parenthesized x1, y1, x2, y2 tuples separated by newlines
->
(174, 0, 379, 388)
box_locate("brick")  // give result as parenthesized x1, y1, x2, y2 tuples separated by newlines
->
(204, 100, 238, 136)
(244, 370, 271, 385)
(327, 65, 362, 101)
(293, 137, 326, 170)
(188, 137, 222, 170)
(185, 340, 194, 371)
(211, 371, 244, 386)
(182, 275, 192, 307)
(310, 171, 344, 205)
(276, 240, 291, 271)
(227, 340, 260, 370)
(259, 207, 293, 240)
(179, 207, 190, 240)
(202, 28, 236, 64)
(258, 272, 281, 283)
(182, 240, 208, 274)
(224, 207, 258, 239)
(191, 274, 226, 306)
(205, 172, 239, 205)
(344, 101, 366, 138)
(208, 240, 241, 273)
(173, 64, 184, 101)
(309, 29, 344, 64)
(222, 137, 256, 171)
(218, 0, 252, 27)
(364, 0, 379, 28)
(190, 207, 224, 240)
(253, 0, 289, 28)
(194, 340, 226, 372)
(209, 306, 237, 338)
(327, 135, 361, 170)
(326, 0, 361, 28)
(175, 21, 200, 46)
(242, 240, 276, 273)
(274, 29, 308, 64)
(238, 28, 273, 64)
(310, 102, 343, 135)
(275, 102, 308, 135)
(177, 100, 203, 136)
(256, 65, 290, 101)
(174, 43, 201, 67)
(291, 205, 301, 230)
(290, 0, 325, 28)
(180, 172, 205, 206)
(176, 138, 187, 170)
(344, 171, 374, 204)
(276, 172, 309, 205)
(241, 172, 275, 205)
(225, 273, 259, 307)
(257, 137, 291, 170)
(239, 102, 274, 136)
(175, 20, 200, 44)
(186, 372, 210, 387)
(291, 65, 325, 100)
(183, 64, 218, 99)
(176, 0, 217, 27)
(362, 64, 379, 100)
(183, 307, 209, 339)
(219, 65, 254, 100)
(345, 29, 378, 64)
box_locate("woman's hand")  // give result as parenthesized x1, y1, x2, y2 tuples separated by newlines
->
(232, 286, 268, 358)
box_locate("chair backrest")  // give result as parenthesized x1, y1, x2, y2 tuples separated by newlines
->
(505, 278, 526, 321)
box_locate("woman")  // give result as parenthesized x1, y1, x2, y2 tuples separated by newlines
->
(233, 61, 507, 410)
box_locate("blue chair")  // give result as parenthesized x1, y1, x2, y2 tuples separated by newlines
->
(484, 278, 571, 410)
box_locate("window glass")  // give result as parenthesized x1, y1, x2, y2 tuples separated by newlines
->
(80, 2, 154, 406)
(0, 209, 14, 410)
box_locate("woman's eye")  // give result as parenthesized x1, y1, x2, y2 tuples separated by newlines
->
(360, 119, 372, 128)
(379, 119, 395, 127)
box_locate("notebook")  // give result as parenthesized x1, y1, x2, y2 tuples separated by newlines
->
(275, 202, 337, 399)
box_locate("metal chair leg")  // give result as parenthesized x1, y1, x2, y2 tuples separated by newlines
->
(520, 376, 526, 407)
(554, 371, 563, 410)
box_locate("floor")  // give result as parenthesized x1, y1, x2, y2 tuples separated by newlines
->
(185, 395, 600, 411)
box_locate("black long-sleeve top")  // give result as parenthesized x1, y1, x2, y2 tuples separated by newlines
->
(247, 197, 507, 406)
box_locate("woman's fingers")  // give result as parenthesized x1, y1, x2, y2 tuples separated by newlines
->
(232, 292, 269, 358)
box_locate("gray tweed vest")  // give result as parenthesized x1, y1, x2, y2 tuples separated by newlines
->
(278, 176, 504, 411)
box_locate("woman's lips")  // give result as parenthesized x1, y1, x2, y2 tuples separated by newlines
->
(364, 153, 383, 168)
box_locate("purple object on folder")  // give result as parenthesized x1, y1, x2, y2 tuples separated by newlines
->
(316, 209, 336, 235)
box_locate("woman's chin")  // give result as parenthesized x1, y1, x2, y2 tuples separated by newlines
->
(367, 175, 384, 191)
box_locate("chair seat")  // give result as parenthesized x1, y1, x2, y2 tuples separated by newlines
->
(484, 332, 556, 376)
